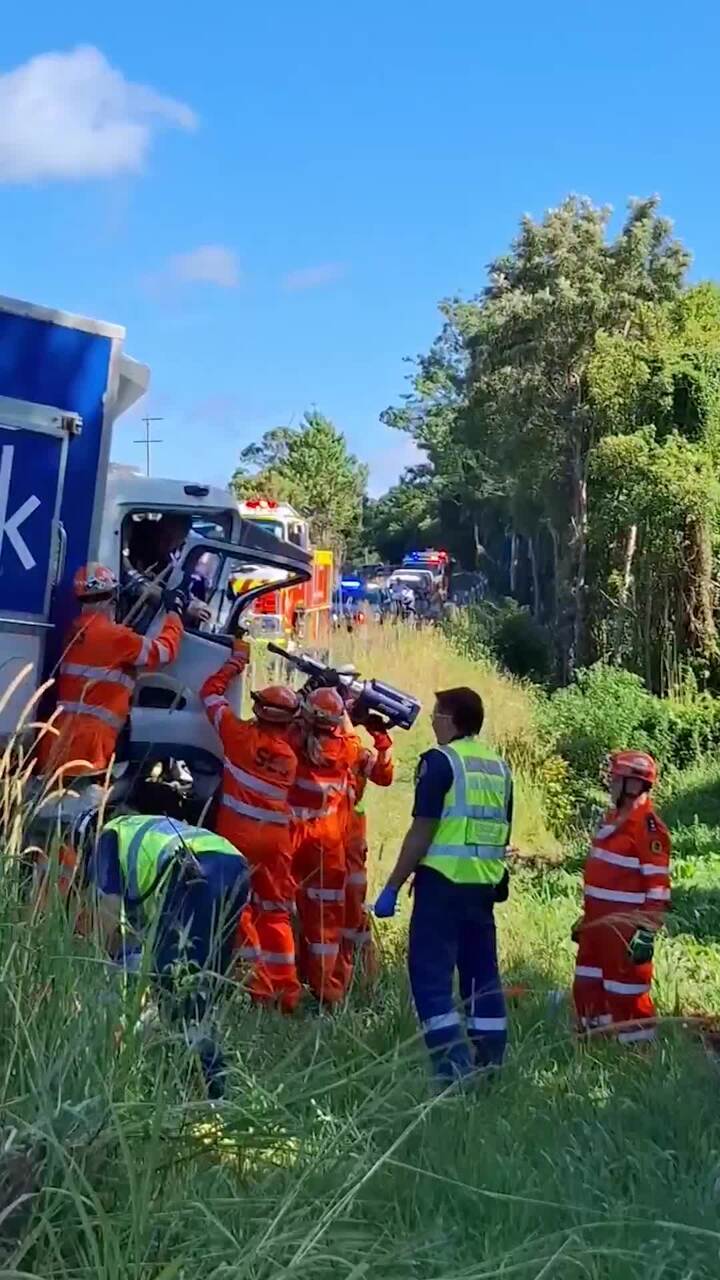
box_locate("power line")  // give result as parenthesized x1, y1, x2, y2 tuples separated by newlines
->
(134, 417, 164, 477)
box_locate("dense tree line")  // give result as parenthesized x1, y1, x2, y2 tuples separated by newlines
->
(230, 197, 720, 691)
(373, 196, 720, 690)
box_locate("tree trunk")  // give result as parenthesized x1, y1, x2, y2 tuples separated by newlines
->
(643, 575, 653, 691)
(612, 523, 637, 661)
(547, 523, 560, 628)
(680, 514, 718, 667)
(569, 439, 589, 672)
(548, 521, 574, 681)
(662, 588, 673, 697)
(528, 533, 541, 620)
(509, 530, 519, 596)
(620, 524, 637, 602)
(473, 518, 482, 570)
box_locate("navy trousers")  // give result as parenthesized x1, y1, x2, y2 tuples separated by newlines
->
(150, 852, 250, 1099)
(408, 865, 507, 1080)
(153, 852, 250, 982)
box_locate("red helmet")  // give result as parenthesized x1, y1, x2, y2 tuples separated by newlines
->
(73, 563, 118, 600)
(304, 686, 345, 729)
(609, 750, 657, 786)
(251, 685, 299, 724)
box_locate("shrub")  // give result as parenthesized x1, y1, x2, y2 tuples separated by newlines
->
(492, 601, 553, 682)
(538, 662, 720, 818)
(445, 600, 552, 682)
(540, 665, 656, 781)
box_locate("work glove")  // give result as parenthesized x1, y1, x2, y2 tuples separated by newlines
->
(627, 927, 656, 965)
(163, 585, 189, 616)
(231, 638, 251, 668)
(364, 712, 393, 751)
(224, 657, 247, 680)
(373, 885, 399, 918)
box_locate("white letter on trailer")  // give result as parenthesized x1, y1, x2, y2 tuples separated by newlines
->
(0, 445, 40, 571)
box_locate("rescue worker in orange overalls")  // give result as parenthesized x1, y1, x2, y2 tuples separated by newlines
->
(573, 750, 671, 1045)
(291, 687, 353, 1006)
(335, 668, 394, 990)
(199, 645, 302, 1012)
(38, 563, 184, 781)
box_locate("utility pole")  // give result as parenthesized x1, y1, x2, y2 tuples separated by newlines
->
(134, 417, 164, 477)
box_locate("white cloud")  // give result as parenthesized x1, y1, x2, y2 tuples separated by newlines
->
(282, 262, 347, 291)
(166, 245, 240, 288)
(0, 45, 196, 183)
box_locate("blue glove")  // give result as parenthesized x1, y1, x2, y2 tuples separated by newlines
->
(374, 885, 399, 918)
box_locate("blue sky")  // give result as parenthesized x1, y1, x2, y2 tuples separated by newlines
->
(2, 0, 719, 495)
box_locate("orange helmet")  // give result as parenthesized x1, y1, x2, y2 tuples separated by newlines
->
(609, 750, 657, 786)
(251, 685, 300, 724)
(303, 686, 345, 729)
(73, 563, 118, 600)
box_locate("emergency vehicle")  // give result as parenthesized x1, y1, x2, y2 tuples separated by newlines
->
(236, 498, 333, 657)
(332, 575, 368, 631)
(401, 549, 451, 597)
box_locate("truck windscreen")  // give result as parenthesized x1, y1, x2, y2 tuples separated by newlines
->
(248, 518, 284, 540)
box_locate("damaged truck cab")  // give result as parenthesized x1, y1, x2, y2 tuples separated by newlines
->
(0, 294, 311, 817)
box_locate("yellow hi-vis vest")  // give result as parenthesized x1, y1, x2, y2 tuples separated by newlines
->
(104, 815, 243, 926)
(421, 737, 511, 886)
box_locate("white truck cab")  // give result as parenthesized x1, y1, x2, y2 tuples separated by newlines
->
(0, 294, 312, 824)
(99, 467, 243, 573)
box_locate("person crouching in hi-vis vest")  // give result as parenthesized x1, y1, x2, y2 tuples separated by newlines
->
(73, 812, 250, 1099)
(374, 687, 512, 1083)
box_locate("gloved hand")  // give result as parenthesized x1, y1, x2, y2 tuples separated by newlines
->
(163, 585, 189, 616)
(364, 712, 390, 735)
(224, 656, 247, 679)
(627, 927, 656, 965)
(231, 638, 251, 667)
(364, 713, 393, 751)
(571, 916, 584, 944)
(373, 885, 398, 918)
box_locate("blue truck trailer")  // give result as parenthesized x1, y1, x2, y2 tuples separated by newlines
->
(0, 294, 149, 736)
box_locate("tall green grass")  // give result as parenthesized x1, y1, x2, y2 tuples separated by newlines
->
(1, 624, 720, 1277)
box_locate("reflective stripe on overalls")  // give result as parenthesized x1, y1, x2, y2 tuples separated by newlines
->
(422, 738, 511, 885)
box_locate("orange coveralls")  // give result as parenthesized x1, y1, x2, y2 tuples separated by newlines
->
(290, 727, 353, 1004)
(38, 611, 183, 778)
(573, 793, 671, 1043)
(336, 733, 394, 991)
(200, 660, 301, 1011)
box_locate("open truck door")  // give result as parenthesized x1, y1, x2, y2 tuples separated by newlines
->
(127, 525, 312, 810)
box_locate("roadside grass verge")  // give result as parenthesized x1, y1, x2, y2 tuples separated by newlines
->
(2, 876, 720, 1278)
(1, 624, 720, 1276)
(333, 623, 562, 881)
